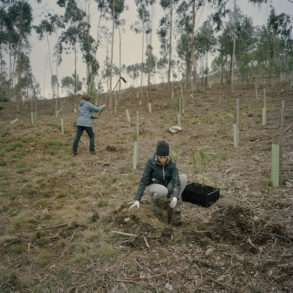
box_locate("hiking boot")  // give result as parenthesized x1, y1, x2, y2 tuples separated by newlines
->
(171, 210, 182, 226)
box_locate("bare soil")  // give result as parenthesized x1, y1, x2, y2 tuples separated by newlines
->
(0, 82, 293, 292)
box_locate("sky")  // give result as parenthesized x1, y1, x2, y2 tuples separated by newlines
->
(29, 0, 293, 98)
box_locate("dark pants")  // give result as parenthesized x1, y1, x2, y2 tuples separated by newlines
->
(72, 126, 95, 154)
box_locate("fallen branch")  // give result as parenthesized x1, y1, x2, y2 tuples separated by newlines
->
(116, 279, 141, 284)
(116, 271, 174, 282)
(247, 237, 259, 252)
(111, 230, 137, 237)
(37, 223, 68, 231)
(282, 122, 293, 135)
(1, 237, 23, 248)
(206, 276, 237, 291)
(143, 236, 150, 249)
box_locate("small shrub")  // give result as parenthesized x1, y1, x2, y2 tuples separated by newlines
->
(97, 199, 108, 208)
(6, 143, 24, 152)
(96, 242, 117, 260)
(16, 163, 31, 174)
(47, 140, 64, 148)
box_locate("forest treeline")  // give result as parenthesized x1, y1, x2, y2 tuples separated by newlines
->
(0, 0, 292, 102)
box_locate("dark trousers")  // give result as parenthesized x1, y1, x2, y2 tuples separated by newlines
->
(72, 126, 95, 154)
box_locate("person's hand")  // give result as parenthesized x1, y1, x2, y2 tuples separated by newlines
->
(169, 197, 178, 209)
(129, 200, 140, 209)
(100, 104, 106, 111)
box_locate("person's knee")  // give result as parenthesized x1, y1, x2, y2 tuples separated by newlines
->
(153, 189, 168, 199)
(149, 184, 168, 198)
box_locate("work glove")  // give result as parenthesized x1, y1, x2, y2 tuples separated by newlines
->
(169, 197, 178, 209)
(129, 200, 140, 209)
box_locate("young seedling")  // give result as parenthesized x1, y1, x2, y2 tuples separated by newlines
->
(233, 123, 239, 147)
(255, 83, 258, 100)
(280, 100, 285, 129)
(132, 111, 140, 170)
(272, 143, 282, 187)
(192, 149, 211, 184)
(148, 103, 152, 113)
(233, 98, 240, 147)
(30, 112, 35, 125)
(262, 88, 267, 126)
(60, 118, 64, 135)
(126, 109, 131, 124)
(133, 141, 138, 170)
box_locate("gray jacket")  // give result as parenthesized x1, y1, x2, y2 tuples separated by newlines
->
(76, 100, 104, 127)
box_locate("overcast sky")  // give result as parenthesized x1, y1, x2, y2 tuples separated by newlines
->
(29, 0, 293, 98)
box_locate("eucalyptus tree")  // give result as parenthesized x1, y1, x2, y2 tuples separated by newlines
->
(61, 74, 82, 95)
(40, 0, 97, 97)
(158, 0, 179, 85)
(95, 0, 125, 92)
(267, 9, 292, 79)
(252, 9, 292, 81)
(214, 8, 255, 84)
(126, 63, 141, 85)
(0, 0, 34, 103)
(235, 15, 255, 82)
(134, 0, 154, 89)
(157, 15, 168, 80)
(195, 19, 216, 87)
(145, 44, 156, 86)
(35, 12, 64, 113)
(176, 0, 227, 87)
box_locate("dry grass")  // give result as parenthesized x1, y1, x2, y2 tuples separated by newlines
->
(0, 83, 293, 291)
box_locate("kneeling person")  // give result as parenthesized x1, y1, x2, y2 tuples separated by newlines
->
(130, 140, 187, 224)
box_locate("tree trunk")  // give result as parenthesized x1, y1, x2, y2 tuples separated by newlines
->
(56, 62, 60, 115)
(167, 0, 173, 85)
(118, 26, 122, 92)
(86, 0, 91, 93)
(229, 53, 233, 85)
(140, 22, 145, 90)
(46, 35, 55, 100)
(0, 43, 3, 75)
(185, 56, 191, 86)
(231, 36, 236, 92)
(74, 43, 77, 95)
(220, 60, 224, 85)
(146, 43, 152, 87)
(140, 19, 145, 97)
(110, 9, 115, 91)
(205, 53, 209, 88)
(190, 0, 197, 90)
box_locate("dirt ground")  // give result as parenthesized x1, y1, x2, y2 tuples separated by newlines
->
(0, 81, 293, 292)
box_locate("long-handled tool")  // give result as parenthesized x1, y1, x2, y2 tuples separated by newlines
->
(112, 76, 127, 91)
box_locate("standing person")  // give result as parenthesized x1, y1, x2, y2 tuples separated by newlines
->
(130, 140, 187, 225)
(72, 95, 106, 156)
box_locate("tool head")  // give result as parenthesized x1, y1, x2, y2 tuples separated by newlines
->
(120, 76, 127, 83)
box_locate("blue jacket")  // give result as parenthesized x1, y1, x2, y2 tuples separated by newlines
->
(76, 100, 104, 127)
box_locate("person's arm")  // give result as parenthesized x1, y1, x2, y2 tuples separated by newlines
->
(87, 102, 106, 113)
(134, 159, 152, 201)
(168, 162, 180, 208)
(169, 162, 180, 198)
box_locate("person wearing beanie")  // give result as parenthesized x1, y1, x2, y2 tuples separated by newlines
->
(130, 140, 187, 224)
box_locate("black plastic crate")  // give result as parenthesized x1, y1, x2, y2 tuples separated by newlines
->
(181, 182, 220, 207)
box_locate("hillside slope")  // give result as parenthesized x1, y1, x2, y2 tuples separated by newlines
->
(0, 83, 293, 292)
